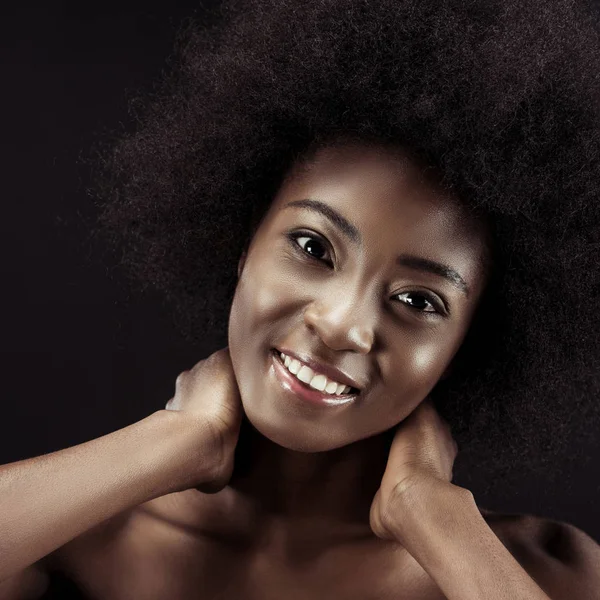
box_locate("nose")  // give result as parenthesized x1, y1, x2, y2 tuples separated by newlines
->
(303, 289, 376, 354)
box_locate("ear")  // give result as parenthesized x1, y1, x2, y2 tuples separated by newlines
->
(237, 251, 248, 279)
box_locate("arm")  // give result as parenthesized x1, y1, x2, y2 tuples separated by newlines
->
(0, 409, 216, 584)
(388, 480, 600, 600)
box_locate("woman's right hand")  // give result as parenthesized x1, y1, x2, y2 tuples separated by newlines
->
(165, 347, 244, 494)
(0, 346, 244, 583)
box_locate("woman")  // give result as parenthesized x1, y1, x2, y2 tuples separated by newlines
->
(2, 0, 600, 598)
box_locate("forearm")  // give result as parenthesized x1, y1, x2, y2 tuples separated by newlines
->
(0, 410, 210, 582)
(390, 481, 551, 600)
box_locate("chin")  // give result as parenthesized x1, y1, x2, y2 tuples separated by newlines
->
(241, 401, 351, 453)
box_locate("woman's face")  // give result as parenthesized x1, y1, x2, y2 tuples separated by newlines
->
(228, 142, 491, 452)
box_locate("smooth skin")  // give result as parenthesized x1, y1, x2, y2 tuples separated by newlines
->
(1, 141, 598, 600)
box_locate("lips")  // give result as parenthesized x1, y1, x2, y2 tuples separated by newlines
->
(272, 347, 361, 393)
(270, 350, 358, 406)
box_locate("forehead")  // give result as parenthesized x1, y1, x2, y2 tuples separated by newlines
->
(267, 143, 491, 286)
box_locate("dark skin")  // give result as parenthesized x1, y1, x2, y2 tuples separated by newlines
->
(225, 141, 491, 547)
(30, 141, 596, 599)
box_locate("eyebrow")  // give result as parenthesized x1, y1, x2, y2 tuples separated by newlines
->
(283, 198, 470, 297)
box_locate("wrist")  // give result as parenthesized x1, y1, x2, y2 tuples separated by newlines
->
(388, 476, 472, 547)
(147, 409, 220, 496)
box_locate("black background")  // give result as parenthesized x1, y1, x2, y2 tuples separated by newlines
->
(1, 0, 598, 549)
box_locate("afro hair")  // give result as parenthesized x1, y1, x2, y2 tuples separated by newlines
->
(92, 0, 600, 496)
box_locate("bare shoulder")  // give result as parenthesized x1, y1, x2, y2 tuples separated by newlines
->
(480, 507, 600, 599)
(40, 490, 223, 577)
(0, 516, 124, 600)
(0, 562, 50, 600)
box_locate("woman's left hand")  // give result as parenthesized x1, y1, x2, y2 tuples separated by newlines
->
(369, 396, 460, 541)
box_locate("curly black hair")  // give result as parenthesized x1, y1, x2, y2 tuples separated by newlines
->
(91, 0, 600, 496)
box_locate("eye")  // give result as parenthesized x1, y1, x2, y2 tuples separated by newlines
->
(288, 232, 333, 265)
(287, 231, 448, 317)
(393, 291, 446, 316)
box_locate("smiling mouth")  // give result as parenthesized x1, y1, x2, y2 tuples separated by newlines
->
(270, 348, 360, 397)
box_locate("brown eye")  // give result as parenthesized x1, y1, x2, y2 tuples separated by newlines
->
(289, 232, 333, 264)
(393, 291, 446, 316)
(287, 232, 448, 317)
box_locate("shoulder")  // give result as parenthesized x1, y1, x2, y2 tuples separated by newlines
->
(0, 563, 50, 600)
(45, 490, 217, 569)
(481, 507, 600, 599)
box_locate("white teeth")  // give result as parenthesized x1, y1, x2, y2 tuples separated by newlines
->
(288, 358, 302, 375)
(336, 383, 350, 394)
(279, 352, 353, 395)
(296, 365, 314, 384)
(325, 380, 338, 394)
(309, 374, 328, 391)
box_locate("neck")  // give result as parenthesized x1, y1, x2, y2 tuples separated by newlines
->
(228, 415, 396, 541)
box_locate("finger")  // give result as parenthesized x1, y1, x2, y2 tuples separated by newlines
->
(165, 396, 181, 411)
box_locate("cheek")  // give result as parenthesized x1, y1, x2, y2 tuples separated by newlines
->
(227, 270, 259, 374)
(410, 343, 445, 377)
(381, 336, 453, 400)
(368, 341, 450, 431)
(227, 256, 291, 354)
(234, 259, 304, 329)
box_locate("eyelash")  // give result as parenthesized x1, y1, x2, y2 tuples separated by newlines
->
(286, 231, 448, 317)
